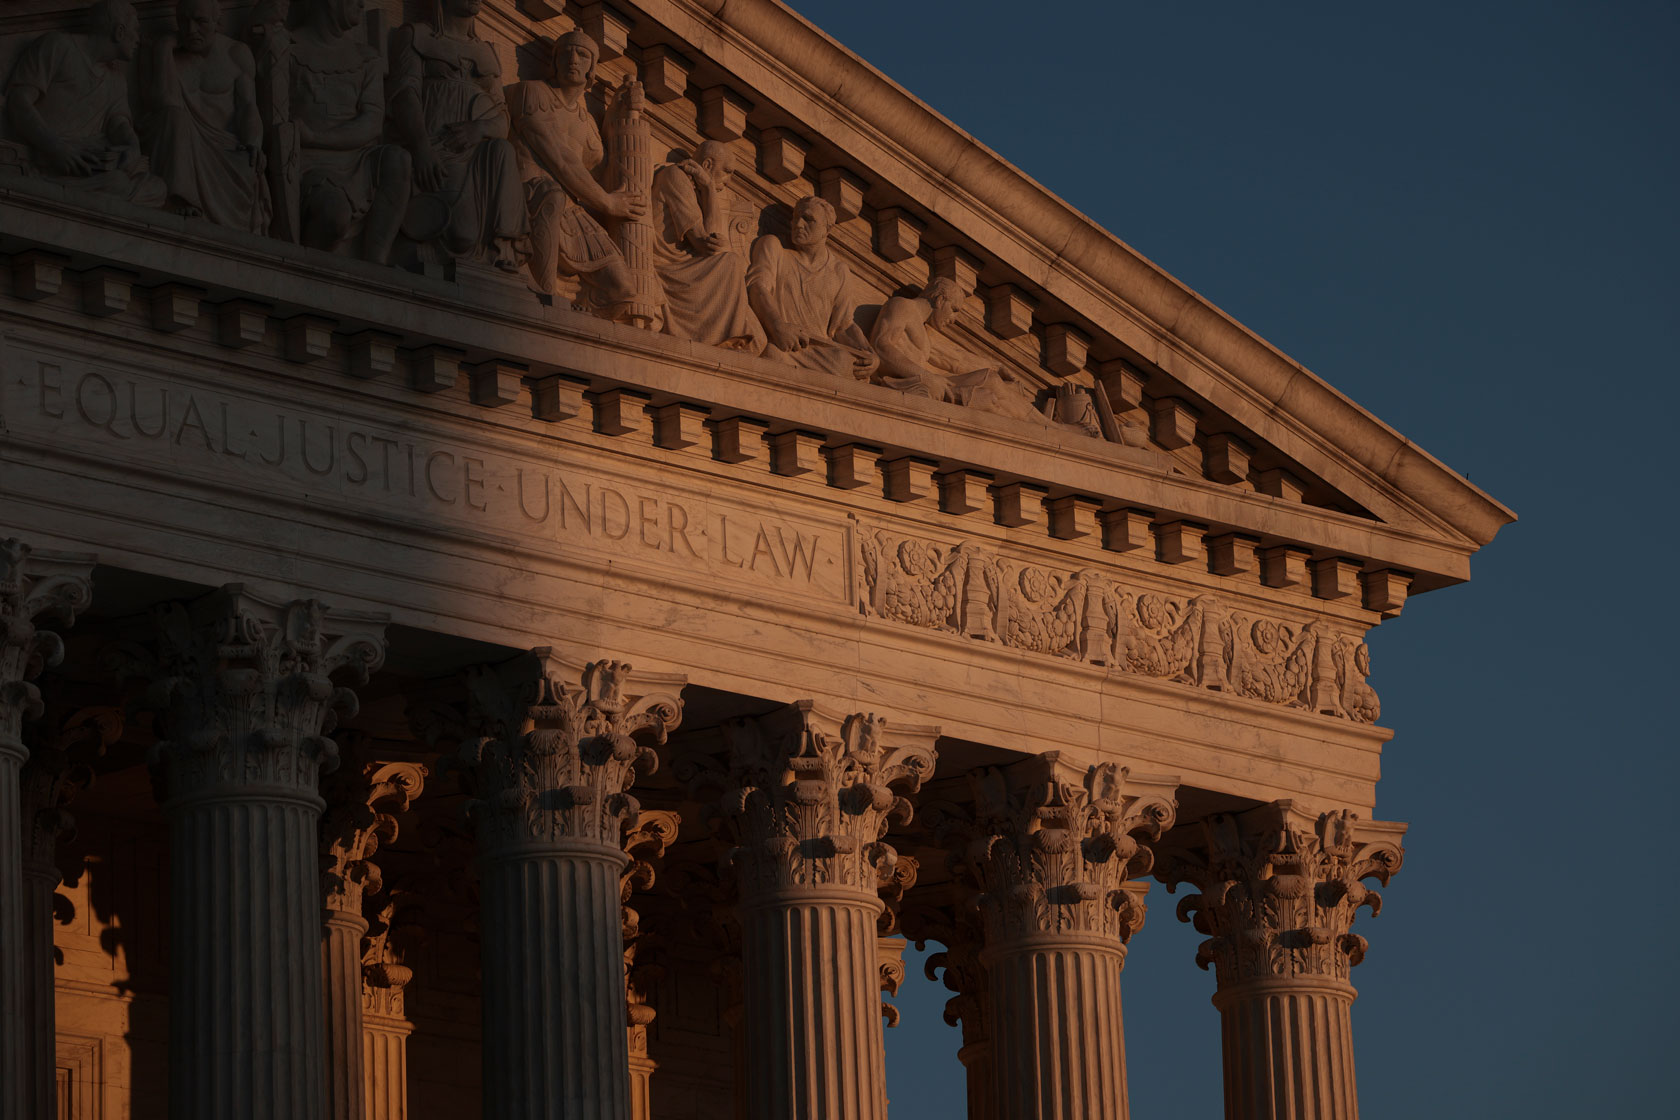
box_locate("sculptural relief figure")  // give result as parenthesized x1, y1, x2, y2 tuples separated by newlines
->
(508, 30, 643, 312)
(2, 0, 166, 206)
(387, 0, 527, 271)
(871, 278, 1047, 422)
(747, 196, 876, 378)
(142, 0, 269, 232)
(286, 0, 413, 263)
(651, 140, 763, 350)
(246, 0, 299, 241)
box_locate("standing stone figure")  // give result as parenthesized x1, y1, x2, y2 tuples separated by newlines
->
(387, 0, 527, 272)
(651, 140, 763, 351)
(508, 29, 643, 313)
(2, 0, 165, 206)
(143, 0, 269, 232)
(747, 196, 877, 378)
(286, 0, 413, 264)
(871, 278, 1047, 422)
(247, 0, 300, 241)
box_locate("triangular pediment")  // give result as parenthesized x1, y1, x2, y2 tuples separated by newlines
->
(0, 0, 1511, 592)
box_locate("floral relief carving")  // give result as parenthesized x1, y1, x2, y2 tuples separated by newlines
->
(947, 756, 1176, 947)
(1160, 804, 1404, 987)
(858, 527, 1378, 722)
(454, 652, 684, 856)
(717, 702, 937, 903)
(118, 586, 387, 803)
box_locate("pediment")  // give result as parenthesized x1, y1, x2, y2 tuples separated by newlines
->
(0, 0, 1511, 594)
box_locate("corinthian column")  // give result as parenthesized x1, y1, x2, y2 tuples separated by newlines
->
(457, 651, 684, 1120)
(718, 702, 938, 1120)
(138, 586, 387, 1120)
(0, 539, 94, 1120)
(952, 754, 1176, 1120)
(1160, 802, 1405, 1120)
(320, 759, 426, 1120)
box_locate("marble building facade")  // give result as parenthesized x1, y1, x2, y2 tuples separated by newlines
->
(0, 2, 1512, 1119)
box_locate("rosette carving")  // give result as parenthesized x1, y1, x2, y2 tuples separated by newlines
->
(0, 538, 95, 762)
(122, 586, 387, 804)
(455, 651, 684, 855)
(718, 702, 938, 902)
(952, 754, 1176, 946)
(321, 756, 428, 914)
(1160, 802, 1405, 987)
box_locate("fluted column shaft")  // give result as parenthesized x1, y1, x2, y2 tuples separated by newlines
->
(481, 845, 629, 1119)
(1214, 978, 1358, 1120)
(363, 1011, 412, 1120)
(740, 891, 887, 1120)
(167, 791, 328, 1119)
(983, 934, 1129, 1120)
(323, 910, 369, 1120)
(20, 855, 61, 1120)
(0, 743, 28, 1120)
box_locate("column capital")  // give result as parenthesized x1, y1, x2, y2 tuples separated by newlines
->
(1158, 801, 1406, 988)
(457, 651, 685, 856)
(321, 756, 427, 915)
(20, 703, 122, 873)
(126, 585, 388, 807)
(0, 538, 96, 761)
(361, 897, 422, 1020)
(719, 702, 939, 903)
(953, 753, 1177, 948)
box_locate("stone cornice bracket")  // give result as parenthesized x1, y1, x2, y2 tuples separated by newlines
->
(0, 538, 96, 761)
(321, 754, 429, 915)
(953, 753, 1178, 949)
(115, 585, 388, 808)
(455, 650, 685, 857)
(719, 702, 939, 905)
(1158, 801, 1406, 988)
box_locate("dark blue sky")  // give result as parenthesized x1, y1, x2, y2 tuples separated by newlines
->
(784, 1, 1679, 1115)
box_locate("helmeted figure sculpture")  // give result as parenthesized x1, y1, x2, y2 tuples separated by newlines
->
(387, 0, 527, 272)
(143, 0, 269, 232)
(508, 29, 644, 314)
(747, 195, 877, 378)
(2, 0, 165, 206)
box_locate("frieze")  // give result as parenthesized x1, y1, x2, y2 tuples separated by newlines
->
(858, 526, 1380, 723)
(3, 345, 852, 604)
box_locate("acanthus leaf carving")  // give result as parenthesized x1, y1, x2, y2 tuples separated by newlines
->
(719, 703, 937, 906)
(19, 699, 122, 875)
(0, 538, 96, 765)
(453, 650, 684, 856)
(320, 749, 428, 915)
(127, 587, 387, 804)
(948, 754, 1176, 947)
(1158, 802, 1405, 987)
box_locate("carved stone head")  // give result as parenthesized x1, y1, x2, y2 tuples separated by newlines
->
(176, 0, 222, 54)
(432, 0, 484, 22)
(318, 0, 366, 36)
(922, 277, 964, 330)
(694, 139, 735, 181)
(88, 0, 141, 63)
(551, 29, 600, 90)
(789, 196, 836, 251)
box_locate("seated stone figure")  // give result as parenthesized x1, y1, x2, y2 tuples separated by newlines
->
(286, 0, 413, 263)
(387, 0, 527, 272)
(747, 196, 876, 378)
(651, 140, 762, 351)
(3, 0, 165, 206)
(509, 29, 642, 311)
(870, 278, 1046, 422)
(143, 0, 269, 232)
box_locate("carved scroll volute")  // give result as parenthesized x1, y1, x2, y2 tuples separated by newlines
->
(20, 703, 123, 873)
(1160, 802, 1405, 987)
(119, 586, 387, 805)
(321, 755, 428, 915)
(719, 702, 939, 903)
(958, 753, 1177, 949)
(622, 808, 681, 1054)
(0, 540, 96, 758)
(456, 650, 685, 858)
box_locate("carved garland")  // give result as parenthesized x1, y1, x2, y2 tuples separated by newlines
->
(859, 527, 1379, 723)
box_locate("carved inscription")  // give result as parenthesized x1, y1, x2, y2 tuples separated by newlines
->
(859, 527, 1377, 723)
(5, 353, 849, 602)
